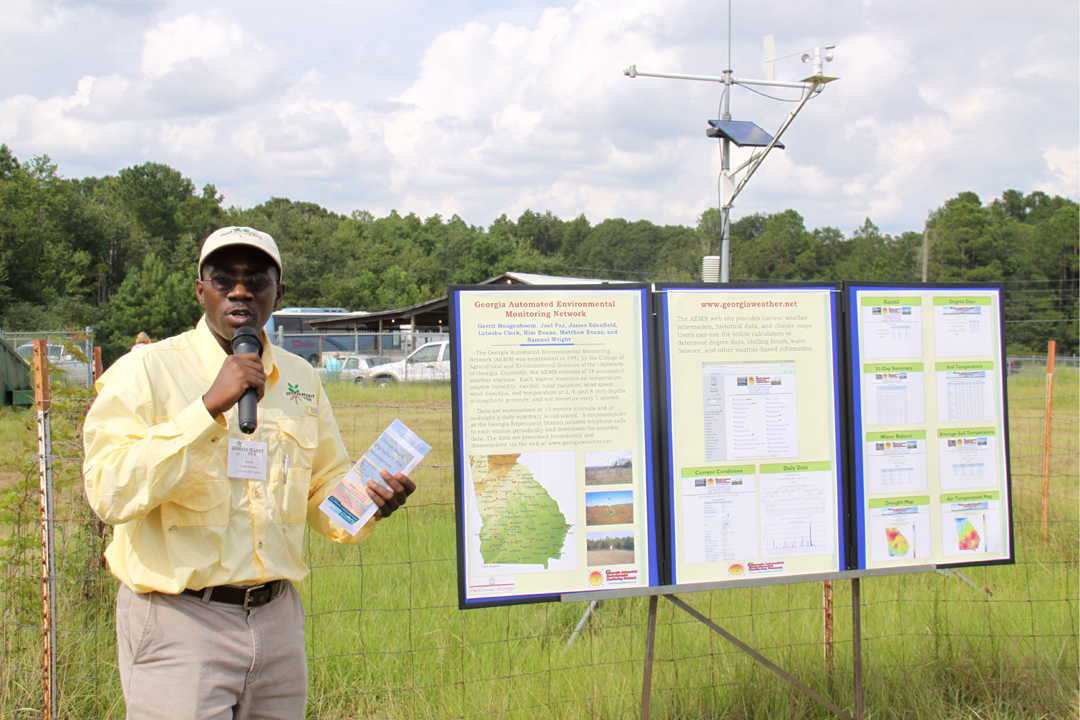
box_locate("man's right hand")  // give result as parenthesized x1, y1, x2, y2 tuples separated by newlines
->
(202, 352, 265, 419)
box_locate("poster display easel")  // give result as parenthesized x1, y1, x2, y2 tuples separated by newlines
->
(450, 281, 1013, 718)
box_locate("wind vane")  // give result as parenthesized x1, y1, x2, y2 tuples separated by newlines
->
(625, 16, 839, 282)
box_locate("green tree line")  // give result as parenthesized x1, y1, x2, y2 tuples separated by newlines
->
(1, 145, 1075, 364)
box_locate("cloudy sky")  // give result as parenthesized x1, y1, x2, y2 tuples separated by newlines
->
(2, 0, 1076, 235)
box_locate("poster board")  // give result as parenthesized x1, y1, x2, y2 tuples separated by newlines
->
(846, 283, 1014, 569)
(450, 281, 1014, 608)
(451, 285, 660, 608)
(655, 284, 847, 585)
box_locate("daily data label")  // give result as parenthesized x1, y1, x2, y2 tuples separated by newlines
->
(850, 286, 1011, 569)
(660, 286, 844, 585)
(452, 287, 655, 606)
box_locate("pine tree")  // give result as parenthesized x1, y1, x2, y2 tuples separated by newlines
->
(108, 254, 202, 348)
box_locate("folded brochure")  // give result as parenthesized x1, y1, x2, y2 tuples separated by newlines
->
(319, 419, 431, 535)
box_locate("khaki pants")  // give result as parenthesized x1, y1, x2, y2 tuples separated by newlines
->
(116, 583, 307, 720)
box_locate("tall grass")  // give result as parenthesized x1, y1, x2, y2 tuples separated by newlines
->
(0, 374, 1076, 719)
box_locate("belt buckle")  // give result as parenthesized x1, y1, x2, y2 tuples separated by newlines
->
(243, 583, 268, 610)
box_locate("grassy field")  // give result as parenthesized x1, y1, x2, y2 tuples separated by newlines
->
(0, 372, 1076, 719)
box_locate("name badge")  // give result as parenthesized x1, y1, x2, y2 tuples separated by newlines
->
(227, 439, 269, 481)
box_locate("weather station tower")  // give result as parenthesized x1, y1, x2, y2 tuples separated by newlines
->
(624, 12, 839, 282)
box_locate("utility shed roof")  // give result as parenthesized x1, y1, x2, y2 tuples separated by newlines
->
(308, 271, 628, 331)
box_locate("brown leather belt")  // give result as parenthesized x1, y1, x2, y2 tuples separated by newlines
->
(182, 580, 285, 609)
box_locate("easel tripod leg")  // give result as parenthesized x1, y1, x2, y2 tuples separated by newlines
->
(665, 594, 853, 720)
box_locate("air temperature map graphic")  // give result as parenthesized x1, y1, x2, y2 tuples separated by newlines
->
(469, 453, 571, 569)
(956, 517, 982, 551)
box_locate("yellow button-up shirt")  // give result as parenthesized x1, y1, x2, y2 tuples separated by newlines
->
(83, 317, 375, 594)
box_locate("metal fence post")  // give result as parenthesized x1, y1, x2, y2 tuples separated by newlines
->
(640, 595, 659, 720)
(85, 327, 95, 388)
(851, 577, 863, 720)
(33, 340, 58, 719)
(1040, 340, 1057, 544)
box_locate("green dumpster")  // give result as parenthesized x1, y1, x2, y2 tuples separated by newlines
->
(1, 336, 34, 406)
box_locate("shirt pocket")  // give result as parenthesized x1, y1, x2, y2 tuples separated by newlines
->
(273, 415, 318, 524)
(152, 411, 231, 527)
(159, 481, 230, 527)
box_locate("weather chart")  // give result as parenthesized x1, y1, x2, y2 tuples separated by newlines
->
(848, 284, 1013, 570)
(656, 283, 846, 586)
(449, 282, 1012, 608)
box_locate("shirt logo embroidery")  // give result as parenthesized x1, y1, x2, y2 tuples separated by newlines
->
(286, 382, 315, 405)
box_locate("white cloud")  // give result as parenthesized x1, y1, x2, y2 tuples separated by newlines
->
(139, 12, 285, 114)
(3, 9, 286, 147)
(0, 0, 1074, 233)
(0, 86, 153, 157)
(381, 0, 714, 222)
(59, 0, 166, 19)
(1041, 147, 1080, 198)
(0, 8, 296, 183)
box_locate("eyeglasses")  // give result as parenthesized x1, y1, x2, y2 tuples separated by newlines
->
(204, 274, 278, 294)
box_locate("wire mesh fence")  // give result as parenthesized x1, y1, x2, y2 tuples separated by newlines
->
(1006, 354, 1080, 376)
(0, 369, 1076, 719)
(0, 330, 96, 389)
(274, 331, 451, 367)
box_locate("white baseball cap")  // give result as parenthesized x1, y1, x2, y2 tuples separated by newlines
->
(199, 227, 282, 278)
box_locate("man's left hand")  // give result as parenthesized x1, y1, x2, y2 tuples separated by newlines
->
(368, 470, 416, 519)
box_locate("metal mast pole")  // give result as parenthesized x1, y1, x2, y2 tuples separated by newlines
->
(720, 2, 732, 282)
(720, 69, 732, 282)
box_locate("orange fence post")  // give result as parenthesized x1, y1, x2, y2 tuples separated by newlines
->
(33, 340, 57, 719)
(93, 346, 102, 381)
(823, 580, 834, 663)
(1040, 340, 1057, 544)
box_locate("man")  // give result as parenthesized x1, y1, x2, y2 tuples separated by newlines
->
(324, 354, 342, 381)
(83, 226, 415, 719)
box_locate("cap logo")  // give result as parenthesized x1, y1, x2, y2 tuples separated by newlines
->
(218, 227, 261, 238)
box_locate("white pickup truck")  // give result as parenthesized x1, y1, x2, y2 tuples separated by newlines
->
(365, 341, 451, 387)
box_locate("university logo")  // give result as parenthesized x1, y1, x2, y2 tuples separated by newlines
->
(286, 382, 315, 405)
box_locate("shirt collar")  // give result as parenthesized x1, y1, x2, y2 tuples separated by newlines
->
(194, 316, 280, 387)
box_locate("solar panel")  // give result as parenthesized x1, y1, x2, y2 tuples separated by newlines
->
(706, 120, 784, 149)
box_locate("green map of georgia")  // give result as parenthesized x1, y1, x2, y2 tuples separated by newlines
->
(471, 453, 570, 569)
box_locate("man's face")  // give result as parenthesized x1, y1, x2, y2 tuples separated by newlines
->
(196, 245, 286, 354)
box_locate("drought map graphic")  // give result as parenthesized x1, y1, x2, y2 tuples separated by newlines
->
(885, 526, 911, 557)
(470, 453, 571, 569)
(956, 517, 982, 551)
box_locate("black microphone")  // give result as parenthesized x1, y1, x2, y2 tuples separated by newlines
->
(231, 326, 262, 434)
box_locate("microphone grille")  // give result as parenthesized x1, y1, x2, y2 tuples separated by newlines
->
(231, 326, 262, 352)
